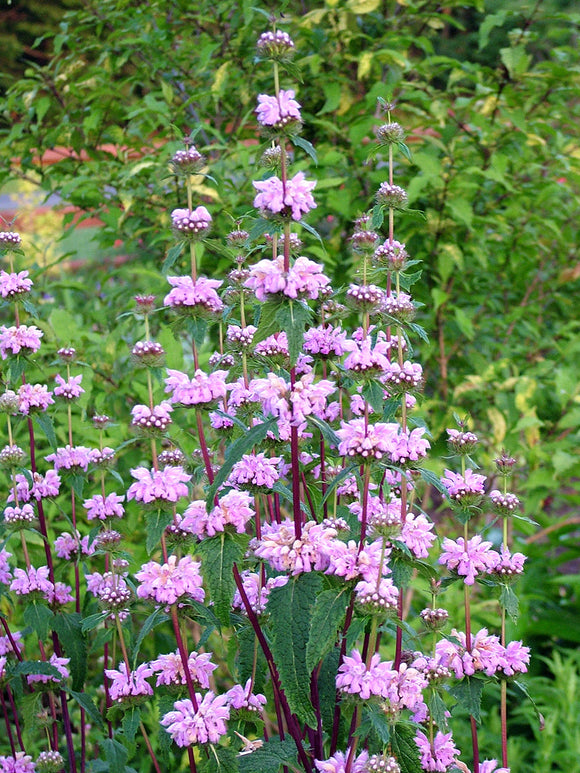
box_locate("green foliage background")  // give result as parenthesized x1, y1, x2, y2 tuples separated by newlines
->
(1, 2, 580, 768)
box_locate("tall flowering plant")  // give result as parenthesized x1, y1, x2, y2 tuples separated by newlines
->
(0, 21, 533, 773)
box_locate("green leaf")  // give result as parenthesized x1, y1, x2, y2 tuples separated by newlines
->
(397, 141, 413, 162)
(306, 587, 350, 672)
(390, 554, 414, 588)
(184, 318, 208, 348)
(145, 510, 173, 554)
(205, 418, 277, 507)
(11, 659, 62, 680)
(81, 612, 109, 632)
(68, 689, 105, 730)
(391, 723, 423, 773)
(253, 299, 285, 344)
(34, 413, 57, 451)
(499, 584, 519, 622)
(356, 703, 391, 745)
(449, 676, 485, 722)
(267, 573, 321, 727)
(292, 135, 318, 165)
(102, 738, 128, 773)
(307, 415, 340, 449)
(237, 625, 267, 694)
(237, 737, 298, 773)
(122, 706, 141, 744)
(53, 612, 87, 691)
(362, 380, 385, 414)
(23, 601, 54, 640)
(371, 203, 385, 229)
(479, 9, 508, 49)
(428, 689, 449, 730)
(162, 241, 185, 274)
(248, 217, 278, 243)
(132, 607, 169, 664)
(205, 745, 239, 773)
(418, 468, 447, 496)
(454, 308, 475, 340)
(196, 532, 245, 626)
(275, 301, 313, 365)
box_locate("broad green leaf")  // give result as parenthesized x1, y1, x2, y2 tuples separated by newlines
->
(53, 612, 87, 691)
(267, 573, 321, 727)
(122, 706, 141, 744)
(237, 624, 267, 694)
(362, 380, 385, 414)
(102, 738, 128, 773)
(418, 468, 448, 496)
(356, 703, 391, 745)
(454, 308, 475, 340)
(391, 723, 423, 773)
(34, 413, 57, 451)
(162, 241, 185, 274)
(499, 584, 519, 622)
(145, 511, 173, 554)
(196, 532, 245, 625)
(68, 689, 105, 729)
(479, 9, 508, 50)
(275, 301, 313, 365)
(238, 737, 298, 773)
(205, 417, 277, 507)
(205, 745, 239, 773)
(449, 676, 485, 722)
(306, 587, 350, 672)
(81, 612, 109, 632)
(23, 601, 54, 640)
(132, 607, 169, 664)
(292, 135, 318, 165)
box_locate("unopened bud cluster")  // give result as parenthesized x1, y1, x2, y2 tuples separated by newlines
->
(420, 607, 449, 630)
(0, 444, 25, 468)
(131, 340, 166, 368)
(0, 231, 22, 250)
(346, 283, 385, 313)
(171, 145, 204, 175)
(489, 490, 520, 515)
(366, 753, 401, 773)
(376, 182, 408, 209)
(256, 30, 295, 60)
(376, 121, 405, 145)
(36, 750, 65, 773)
(57, 347, 77, 363)
(373, 239, 408, 271)
(383, 292, 416, 323)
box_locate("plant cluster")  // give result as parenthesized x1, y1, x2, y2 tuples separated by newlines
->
(0, 17, 541, 773)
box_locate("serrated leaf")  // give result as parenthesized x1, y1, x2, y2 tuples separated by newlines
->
(197, 532, 244, 625)
(318, 647, 341, 734)
(238, 737, 298, 773)
(397, 141, 413, 162)
(237, 625, 267, 694)
(362, 380, 385, 414)
(69, 689, 105, 729)
(275, 301, 313, 365)
(371, 204, 384, 230)
(279, 59, 303, 83)
(449, 676, 485, 722)
(356, 702, 391, 745)
(428, 689, 449, 730)
(122, 706, 141, 744)
(23, 601, 54, 640)
(306, 587, 350, 672)
(53, 612, 87, 691)
(418, 468, 448, 496)
(102, 738, 128, 773)
(205, 745, 239, 773)
(81, 612, 108, 632)
(407, 321, 429, 343)
(9, 357, 26, 383)
(11, 659, 62, 680)
(145, 511, 173, 554)
(267, 573, 321, 727)
(162, 241, 185, 274)
(299, 220, 324, 247)
(184, 318, 208, 348)
(132, 607, 169, 664)
(291, 136, 318, 165)
(34, 413, 57, 450)
(205, 418, 277, 507)
(248, 217, 278, 242)
(391, 723, 423, 773)
(499, 584, 519, 622)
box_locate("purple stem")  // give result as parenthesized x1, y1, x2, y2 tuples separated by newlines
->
(1, 690, 17, 754)
(330, 597, 355, 755)
(232, 564, 312, 773)
(289, 369, 302, 540)
(6, 687, 24, 752)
